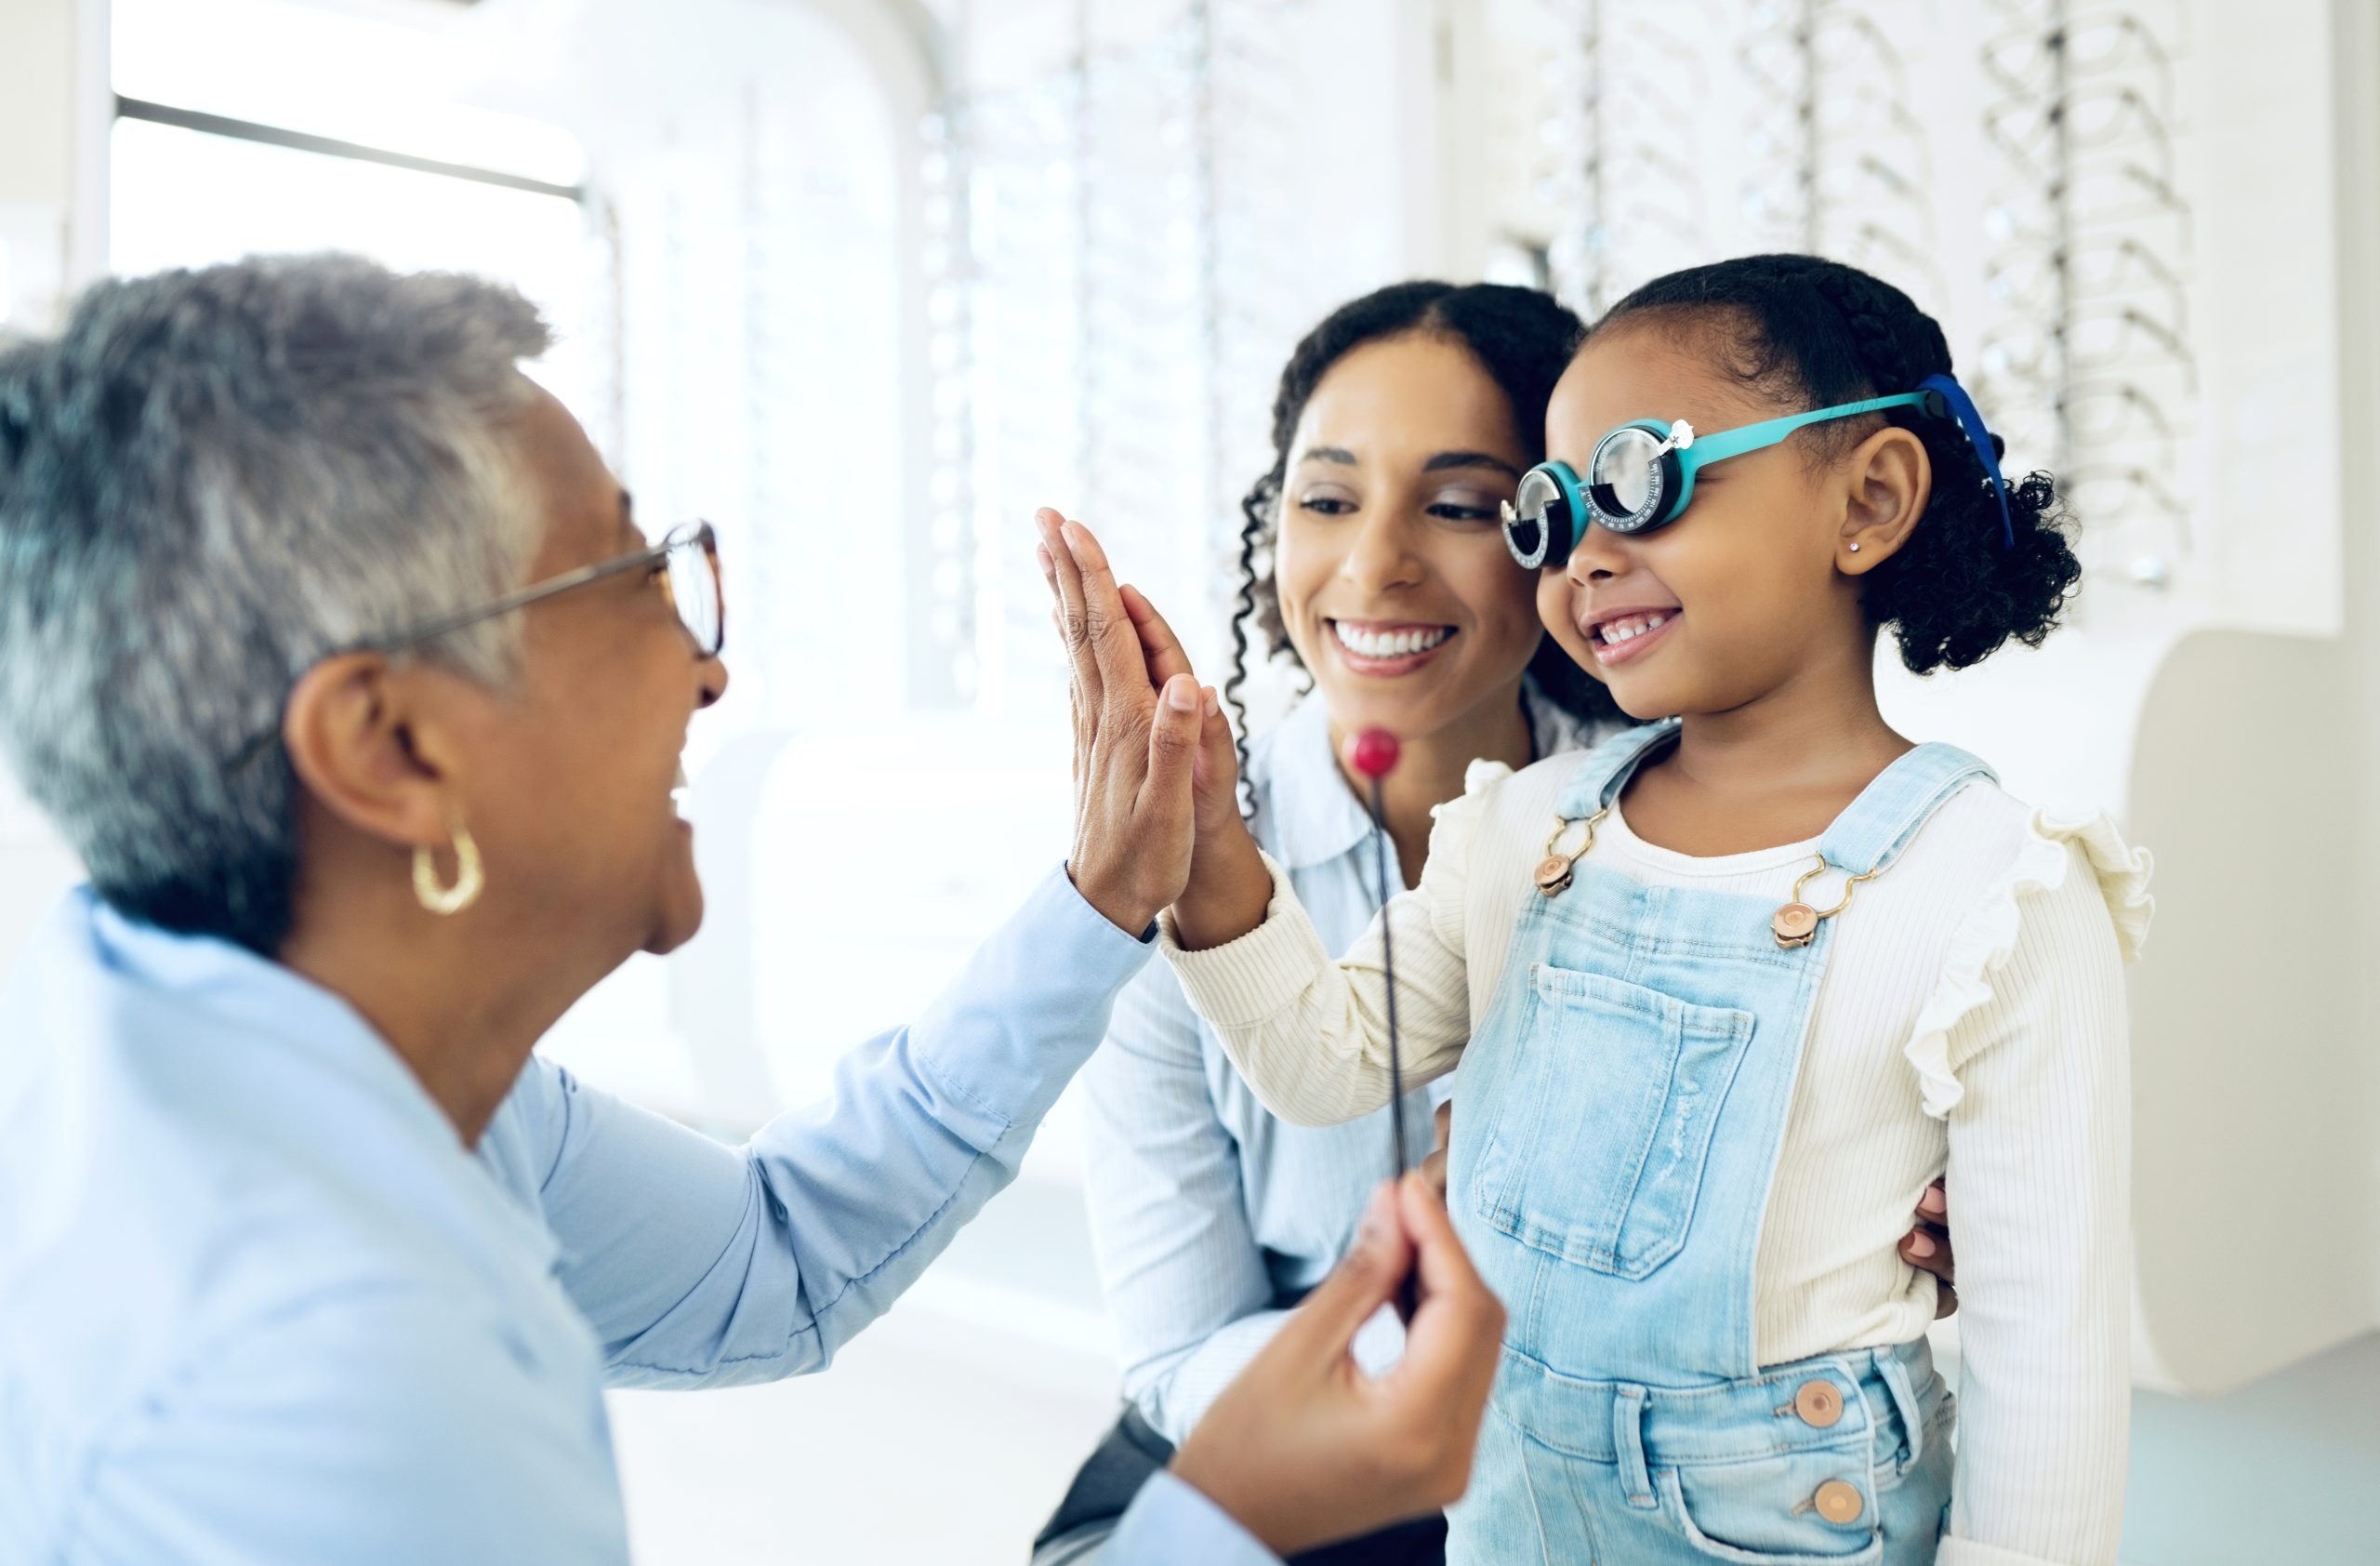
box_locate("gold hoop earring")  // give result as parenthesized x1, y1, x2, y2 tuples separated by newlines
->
(413, 824, 485, 916)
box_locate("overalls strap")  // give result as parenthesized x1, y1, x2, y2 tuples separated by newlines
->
(1554, 719, 1682, 818)
(1818, 742, 1997, 878)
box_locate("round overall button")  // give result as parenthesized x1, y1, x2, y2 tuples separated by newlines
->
(1792, 1379, 1844, 1428)
(1813, 1480, 1866, 1525)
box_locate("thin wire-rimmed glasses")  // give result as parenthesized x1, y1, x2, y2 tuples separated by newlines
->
(228, 520, 724, 770)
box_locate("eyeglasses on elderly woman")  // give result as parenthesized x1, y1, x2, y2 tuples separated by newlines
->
(227, 520, 723, 771)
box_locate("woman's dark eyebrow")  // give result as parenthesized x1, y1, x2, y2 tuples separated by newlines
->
(1296, 446, 1358, 467)
(1421, 450, 1522, 478)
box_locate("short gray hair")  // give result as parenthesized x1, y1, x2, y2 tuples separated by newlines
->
(0, 254, 553, 953)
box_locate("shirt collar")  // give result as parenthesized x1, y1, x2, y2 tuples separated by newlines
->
(66, 890, 561, 1262)
(1257, 694, 1376, 871)
(75, 890, 480, 1163)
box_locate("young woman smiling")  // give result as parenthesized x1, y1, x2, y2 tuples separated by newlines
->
(1032, 281, 1610, 1566)
(1222, 285, 1614, 882)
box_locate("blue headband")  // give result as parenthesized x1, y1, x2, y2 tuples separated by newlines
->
(1914, 374, 2015, 551)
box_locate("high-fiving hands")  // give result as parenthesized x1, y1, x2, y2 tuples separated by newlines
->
(1036, 509, 1240, 935)
(1039, 511, 1508, 1557)
(1037, 509, 1276, 950)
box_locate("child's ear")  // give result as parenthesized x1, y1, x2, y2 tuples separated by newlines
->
(1836, 426, 1931, 576)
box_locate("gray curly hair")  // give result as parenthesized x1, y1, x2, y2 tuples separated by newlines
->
(0, 254, 553, 954)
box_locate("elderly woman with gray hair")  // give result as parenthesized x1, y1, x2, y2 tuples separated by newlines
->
(0, 256, 1502, 1565)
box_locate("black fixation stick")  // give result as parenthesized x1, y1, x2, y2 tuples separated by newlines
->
(1350, 727, 1419, 1320)
(1368, 771, 1408, 1182)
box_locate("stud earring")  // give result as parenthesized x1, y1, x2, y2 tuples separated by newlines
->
(413, 823, 485, 916)
(1847, 542, 1862, 553)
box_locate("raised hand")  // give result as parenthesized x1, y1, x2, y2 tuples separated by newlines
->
(1117, 581, 1245, 845)
(1036, 509, 1233, 935)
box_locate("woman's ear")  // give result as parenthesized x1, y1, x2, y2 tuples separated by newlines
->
(280, 653, 459, 852)
(1836, 425, 1931, 576)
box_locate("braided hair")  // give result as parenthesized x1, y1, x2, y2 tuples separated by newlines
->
(1596, 254, 2081, 673)
(1228, 282, 1619, 808)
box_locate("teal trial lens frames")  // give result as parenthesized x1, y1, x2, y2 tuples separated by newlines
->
(1500, 375, 2014, 570)
(1501, 462, 1581, 570)
(1494, 423, 1683, 569)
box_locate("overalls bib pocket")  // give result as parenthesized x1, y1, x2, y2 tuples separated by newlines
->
(1474, 964, 1756, 1281)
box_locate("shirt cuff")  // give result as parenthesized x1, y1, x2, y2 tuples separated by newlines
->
(1041, 860, 1169, 958)
(1938, 1539, 2081, 1566)
(1158, 852, 1334, 1029)
(1108, 1470, 1280, 1565)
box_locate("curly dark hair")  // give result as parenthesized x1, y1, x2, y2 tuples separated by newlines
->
(1593, 254, 2082, 674)
(1228, 281, 1619, 804)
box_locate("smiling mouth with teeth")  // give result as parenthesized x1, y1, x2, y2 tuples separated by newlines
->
(1329, 620, 1456, 663)
(1593, 611, 1674, 648)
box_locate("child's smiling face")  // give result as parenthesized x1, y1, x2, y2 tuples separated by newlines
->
(1536, 313, 1916, 722)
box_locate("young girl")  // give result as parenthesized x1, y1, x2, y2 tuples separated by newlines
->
(1156, 256, 2151, 1566)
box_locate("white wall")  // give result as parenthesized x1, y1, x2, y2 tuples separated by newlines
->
(2111, 0, 2380, 1394)
(2095, 0, 2380, 1539)
(0, 0, 85, 288)
(0, 0, 99, 955)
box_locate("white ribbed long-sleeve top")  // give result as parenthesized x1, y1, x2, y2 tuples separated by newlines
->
(1162, 749, 2153, 1566)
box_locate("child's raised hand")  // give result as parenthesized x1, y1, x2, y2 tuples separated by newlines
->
(1117, 582, 1242, 841)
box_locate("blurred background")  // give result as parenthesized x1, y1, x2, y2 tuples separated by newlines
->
(1, 0, 2375, 1561)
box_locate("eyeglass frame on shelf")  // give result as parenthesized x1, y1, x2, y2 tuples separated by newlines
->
(1987, 83, 2177, 183)
(2058, 376, 2186, 452)
(1985, 161, 2190, 246)
(1977, 302, 2197, 389)
(1986, 232, 2188, 319)
(1984, 10, 2176, 105)
(2060, 459, 2198, 556)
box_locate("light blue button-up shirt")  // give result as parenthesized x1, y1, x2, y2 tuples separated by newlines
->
(0, 869, 1274, 1566)
(1083, 685, 1593, 1442)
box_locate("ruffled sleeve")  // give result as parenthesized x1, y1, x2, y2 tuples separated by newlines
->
(1903, 810, 2154, 1119)
(1445, 755, 1518, 805)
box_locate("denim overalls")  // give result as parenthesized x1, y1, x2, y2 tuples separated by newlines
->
(1446, 721, 1988, 1566)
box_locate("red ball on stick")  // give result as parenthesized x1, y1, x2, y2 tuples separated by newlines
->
(1349, 727, 1401, 780)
